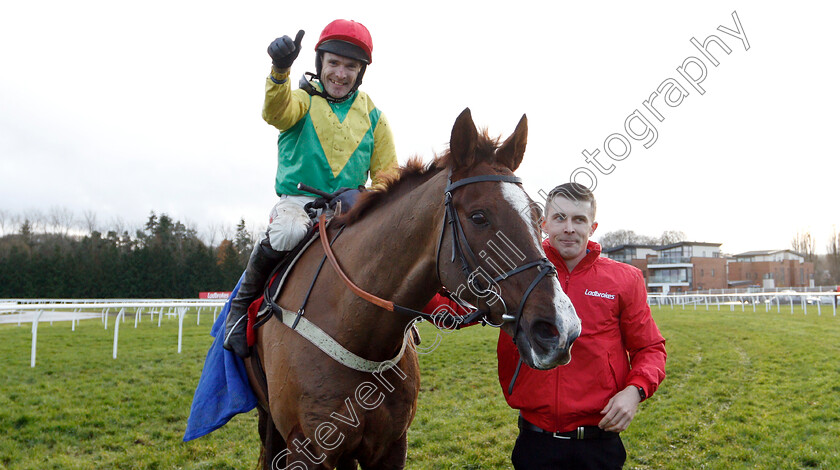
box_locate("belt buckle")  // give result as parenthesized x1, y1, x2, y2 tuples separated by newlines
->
(551, 431, 571, 440)
(577, 426, 585, 439)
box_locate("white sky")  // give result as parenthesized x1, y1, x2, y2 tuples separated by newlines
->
(1, 1, 838, 255)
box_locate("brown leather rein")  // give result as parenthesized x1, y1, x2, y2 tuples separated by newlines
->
(318, 212, 396, 312)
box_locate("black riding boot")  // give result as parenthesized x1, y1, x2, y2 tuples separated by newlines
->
(223, 239, 286, 358)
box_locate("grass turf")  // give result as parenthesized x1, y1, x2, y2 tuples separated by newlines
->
(1, 306, 839, 469)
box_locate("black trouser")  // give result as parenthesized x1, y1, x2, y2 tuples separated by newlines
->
(511, 420, 626, 470)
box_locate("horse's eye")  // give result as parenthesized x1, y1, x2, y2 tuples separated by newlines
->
(469, 211, 488, 226)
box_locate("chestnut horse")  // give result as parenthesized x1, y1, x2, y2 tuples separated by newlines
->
(246, 109, 581, 469)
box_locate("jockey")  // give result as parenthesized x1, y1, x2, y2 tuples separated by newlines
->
(223, 19, 398, 358)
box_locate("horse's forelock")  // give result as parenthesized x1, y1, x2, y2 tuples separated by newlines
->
(438, 128, 501, 172)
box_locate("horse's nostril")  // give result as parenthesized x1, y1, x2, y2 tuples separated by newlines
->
(532, 321, 560, 347)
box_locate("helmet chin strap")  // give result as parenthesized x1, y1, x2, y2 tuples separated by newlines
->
(299, 64, 366, 103)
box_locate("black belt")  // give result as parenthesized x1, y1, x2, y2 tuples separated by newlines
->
(518, 416, 619, 440)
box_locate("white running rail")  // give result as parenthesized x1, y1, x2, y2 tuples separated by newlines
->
(0, 299, 226, 367)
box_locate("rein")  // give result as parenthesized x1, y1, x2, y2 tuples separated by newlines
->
(317, 214, 435, 322)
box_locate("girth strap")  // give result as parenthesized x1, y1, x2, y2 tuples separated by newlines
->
(249, 345, 270, 412)
(269, 303, 410, 373)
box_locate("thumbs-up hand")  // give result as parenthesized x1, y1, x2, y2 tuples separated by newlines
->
(268, 30, 305, 70)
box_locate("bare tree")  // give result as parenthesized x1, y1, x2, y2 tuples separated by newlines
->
(827, 226, 840, 283)
(659, 230, 686, 245)
(0, 209, 8, 236)
(219, 223, 233, 243)
(659, 230, 687, 245)
(23, 209, 46, 234)
(9, 212, 22, 235)
(182, 218, 200, 242)
(250, 221, 266, 244)
(109, 216, 127, 236)
(203, 222, 222, 247)
(791, 230, 817, 262)
(48, 206, 76, 236)
(83, 210, 99, 234)
(597, 229, 657, 250)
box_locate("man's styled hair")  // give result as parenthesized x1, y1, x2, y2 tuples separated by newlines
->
(544, 183, 597, 220)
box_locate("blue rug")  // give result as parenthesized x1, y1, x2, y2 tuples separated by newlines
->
(183, 274, 257, 441)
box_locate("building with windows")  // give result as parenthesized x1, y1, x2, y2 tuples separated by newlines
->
(727, 250, 814, 289)
(645, 242, 726, 293)
(602, 243, 815, 291)
(602, 242, 725, 292)
(599, 244, 658, 276)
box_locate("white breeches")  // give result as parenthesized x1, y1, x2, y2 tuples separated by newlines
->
(264, 195, 317, 252)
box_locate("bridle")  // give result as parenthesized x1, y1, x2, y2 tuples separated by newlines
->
(317, 169, 557, 344)
(434, 171, 557, 341)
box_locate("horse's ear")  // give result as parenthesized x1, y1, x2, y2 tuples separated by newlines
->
(449, 107, 478, 170)
(496, 114, 528, 172)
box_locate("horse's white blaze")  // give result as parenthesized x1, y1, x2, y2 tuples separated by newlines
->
(500, 183, 541, 248)
(500, 183, 580, 366)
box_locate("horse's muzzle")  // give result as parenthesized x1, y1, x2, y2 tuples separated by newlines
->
(523, 319, 580, 370)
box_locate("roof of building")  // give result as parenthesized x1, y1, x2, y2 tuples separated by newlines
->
(601, 244, 658, 253)
(734, 249, 801, 257)
(656, 241, 722, 250)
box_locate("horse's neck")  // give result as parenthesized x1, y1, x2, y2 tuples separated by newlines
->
(339, 171, 446, 322)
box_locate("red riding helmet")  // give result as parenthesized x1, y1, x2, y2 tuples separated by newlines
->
(315, 19, 373, 64)
(306, 19, 373, 101)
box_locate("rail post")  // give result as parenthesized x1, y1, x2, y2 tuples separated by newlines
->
(31, 310, 43, 368)
(113, 307, 125, 359)
(177, 307, 186, 353)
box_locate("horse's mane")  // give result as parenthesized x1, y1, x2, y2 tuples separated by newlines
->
(336, 129, 502, 226)
(335, 155, 440, 226)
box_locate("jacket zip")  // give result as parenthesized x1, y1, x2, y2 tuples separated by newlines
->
(555, 272, 571, 431)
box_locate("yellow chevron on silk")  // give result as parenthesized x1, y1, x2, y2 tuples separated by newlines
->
(309, 94, 374, 178)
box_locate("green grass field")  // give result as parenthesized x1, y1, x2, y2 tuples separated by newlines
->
(1, 306, 839, 469)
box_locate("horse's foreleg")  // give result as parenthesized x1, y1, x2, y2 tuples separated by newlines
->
(258, 407, 287, 470)
(360, 433, 407, 470)
(274, 426, 339, 470)
(336, 456, 359, 470)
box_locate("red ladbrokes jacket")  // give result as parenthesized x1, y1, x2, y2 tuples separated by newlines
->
(497, 239, 666, 433)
